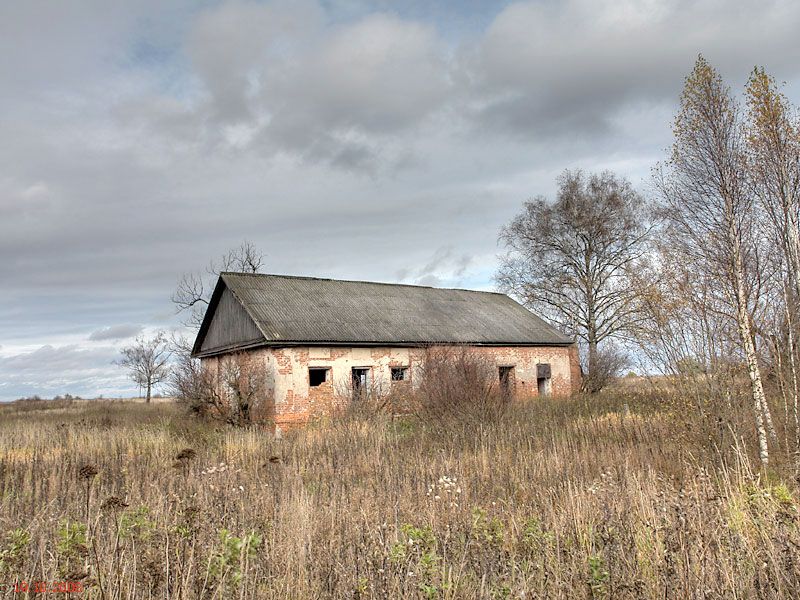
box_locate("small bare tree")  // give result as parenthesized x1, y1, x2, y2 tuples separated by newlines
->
(169, 334, 210, 416)
(116, 332, 171, 403)
(497, 170, 652, 392)
(172, 241, 265, 328)
(580, 345, 629, 394)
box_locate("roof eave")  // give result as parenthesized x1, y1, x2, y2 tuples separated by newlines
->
(194, 338, 575, 358)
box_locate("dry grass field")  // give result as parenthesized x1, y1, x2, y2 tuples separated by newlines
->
(1, 389, 799, 599)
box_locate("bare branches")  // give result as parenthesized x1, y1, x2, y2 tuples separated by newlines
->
(216, 240, 264, 274)
(497, 169, 651, 391)
(172, 241, 265, 329)
(171, 346, 268, 427)
(115, 332, 171, 403)
(414, 346, 507, 427)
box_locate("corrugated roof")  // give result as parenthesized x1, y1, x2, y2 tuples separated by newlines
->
(193, 272, 572, 356)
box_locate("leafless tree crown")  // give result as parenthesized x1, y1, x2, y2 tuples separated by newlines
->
(172, 241, 265, 328)
(115, 331, 171, 403)
(497, 169, 651, 391)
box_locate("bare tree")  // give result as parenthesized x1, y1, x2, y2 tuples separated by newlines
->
(656, 56, 773, 465)
(633, 228, 751, 425)
(169, 334, 209, 416)
(116, 332, 171, 403)
(172, 241, 265, 328)
(214, 353, 267, 427)
(581, 345, 630, 394)
(497, 170, 652, 392)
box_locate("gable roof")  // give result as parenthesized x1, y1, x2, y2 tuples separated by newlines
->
(192, 272, 572, 357)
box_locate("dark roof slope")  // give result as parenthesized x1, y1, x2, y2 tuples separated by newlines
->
(192, 272, 572, 356)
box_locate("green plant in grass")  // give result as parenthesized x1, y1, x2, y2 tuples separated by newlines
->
(208, 529, 261, 589)
(0, 528, 30, 575)
(588, 555, 610, 598)
(471, 507, 505, 548)
(119, 505, 155, 542)
(56, 520, 88, 576)
(398, 524, 443, 598)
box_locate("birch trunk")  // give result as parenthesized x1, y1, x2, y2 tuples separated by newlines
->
(732, 241, 770, 465)
(784, 281, 800, 472)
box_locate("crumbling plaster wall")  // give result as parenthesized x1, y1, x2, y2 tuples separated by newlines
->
(264, 345, 579, 430)
(201, 344, 579, 431)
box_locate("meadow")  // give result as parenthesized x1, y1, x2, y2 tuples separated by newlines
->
(1, 388, 799, 599)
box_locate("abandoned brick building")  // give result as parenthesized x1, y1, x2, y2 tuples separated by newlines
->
(192, 272, 581, 430)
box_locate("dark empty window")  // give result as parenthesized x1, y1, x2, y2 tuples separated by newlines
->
(309, 367, 330, 387)
(499, 366, 515, 397)
(391, 367, 408, 381)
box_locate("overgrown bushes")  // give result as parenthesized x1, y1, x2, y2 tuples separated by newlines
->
(172, 348, 269, 427)
(414, 346, 509, 427)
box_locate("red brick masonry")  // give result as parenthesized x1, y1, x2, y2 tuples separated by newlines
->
(202, 344, 581, 431)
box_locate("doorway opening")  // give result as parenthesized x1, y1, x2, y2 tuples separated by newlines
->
(499, 366, 515, 399)
(537, 363, 552, 396)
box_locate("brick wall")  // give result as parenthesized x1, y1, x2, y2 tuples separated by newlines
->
(202, 344, 581, 432)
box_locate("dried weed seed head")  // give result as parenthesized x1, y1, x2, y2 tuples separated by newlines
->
(176, 448, 197, 462)
(101, 496, 129, 512)
(79, 464, 99, 480)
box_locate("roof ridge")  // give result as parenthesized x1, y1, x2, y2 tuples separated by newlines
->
(220, 271, 508, 296)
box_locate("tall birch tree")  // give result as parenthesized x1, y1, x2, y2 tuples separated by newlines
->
(657, 56, 773, 465)
(745, 67, 800, 468)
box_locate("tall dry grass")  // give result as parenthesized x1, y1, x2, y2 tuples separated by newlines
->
(0, 391, 799, 598)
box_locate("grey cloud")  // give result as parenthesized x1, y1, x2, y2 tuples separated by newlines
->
(88, 324, 143, 341)
(466, 0, 800, 138)
(416, 274, 443, 287)
(185, 0, 324, 124)
(420, 246, 454, 276)
(400, 246, 477, 287)
(119, 0, 800, 169)
(131, 3, 452, 170)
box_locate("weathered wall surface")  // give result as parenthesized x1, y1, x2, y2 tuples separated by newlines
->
(198, 287, 264, 355)
(268, 345, 577, 430)
(202, 344, 579, 431)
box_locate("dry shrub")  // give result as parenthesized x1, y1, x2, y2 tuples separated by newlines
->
(331, 374, 391, 420)
(8, 395, 76, 412)
(582, 346, 630, 393)
(414, 345, 509, 427)
(173, 350, 269, 427)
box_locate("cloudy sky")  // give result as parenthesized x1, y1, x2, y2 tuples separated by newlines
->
(2, 0, 799, 399)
